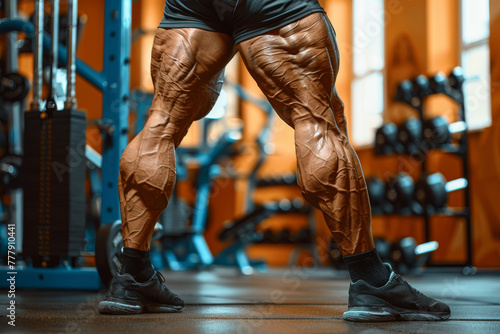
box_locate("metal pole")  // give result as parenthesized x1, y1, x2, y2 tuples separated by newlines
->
(31, 0, 44, 111)
(65, 0, 78, 110)
(5, 1, 18, 72)
(50, 0, 60, 99)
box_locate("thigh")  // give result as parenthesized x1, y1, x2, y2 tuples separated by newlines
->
(148, 27, 236, 146)
(237, 13, 342, 131)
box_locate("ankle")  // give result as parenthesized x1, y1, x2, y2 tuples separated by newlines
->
(343, 248, 390, 287)
(122, 247, 155, 283)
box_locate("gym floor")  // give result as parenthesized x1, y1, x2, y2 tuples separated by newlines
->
(1, 267, 499, 333)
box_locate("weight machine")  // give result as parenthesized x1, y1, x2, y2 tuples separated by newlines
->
(0, 0, 132, 290)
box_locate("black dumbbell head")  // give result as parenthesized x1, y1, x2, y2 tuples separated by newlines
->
(375, 123, 398, 155)
(412, 75, 432, 98)
(390, 237, 417, 270)
(394, 80, 415, 104)
(415, 173, 448, 209)
(385, 173, 415, 208)
(429, 72, 448, 95)
(448, 67, 465, 90)
(398, 118, 422, 153)
(366, 176, 385, 207)
(422, 116, 451, 147)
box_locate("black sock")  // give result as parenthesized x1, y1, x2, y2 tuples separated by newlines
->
(122, 247, 155, 283)
(343, 248, 390, 287)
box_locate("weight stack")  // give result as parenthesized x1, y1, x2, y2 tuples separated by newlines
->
(23, 109, 86, 266)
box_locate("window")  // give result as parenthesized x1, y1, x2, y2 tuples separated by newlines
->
(351, 0, 385, 147)
(461, 0, 491, 130)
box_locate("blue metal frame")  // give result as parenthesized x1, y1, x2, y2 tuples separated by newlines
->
(100, 0, 132, 225)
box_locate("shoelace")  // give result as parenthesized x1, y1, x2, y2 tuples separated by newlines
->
(156, 271, 181, 301)
(396, 274, 424, 296)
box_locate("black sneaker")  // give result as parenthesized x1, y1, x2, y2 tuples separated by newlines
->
(98, 271, 184, 315)
(343, 264, 450, 322)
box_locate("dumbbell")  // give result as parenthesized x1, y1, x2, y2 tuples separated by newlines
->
(384, 173, 417, 214)
(374, 123, 402, 155)
(366, 176, 385, 214)
(448, 67, 465, 91)
(412, 75, 433, 100)
(414, 173, 468, 211)
(422, 116, 466, 149)
(390, 237, 438, 274)
(429, 70, 464, 103)
(398, 118, 422, 154)
(395, 75, 432, 106)
(394, 80, 415, 106)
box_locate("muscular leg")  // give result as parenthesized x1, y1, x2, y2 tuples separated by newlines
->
(238, 13, 373, 256)
(119, 28, 235, 252)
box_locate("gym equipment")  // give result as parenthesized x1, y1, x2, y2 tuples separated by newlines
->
(374, 122, 402, 155)
(18, 9, 86, 54)
(23, 0, 87, 268)
(214, 166, 317, 273)
(394, 75, 432, 109)
(422, 116, 466, 149)
(0, 72, 30, 102)
(394, 80, 415, 106)
(397, 118, 422, 154)
(390, 237, 438, 274)
(384, 173, 420, 215)
(0, 0, 105, 291)
(219, 198, 310, 243)
(412, 75, 433, 100)
(429, 69, 465, 104)
(95, 220, 123, 287)
(366, 176, 385, 214)
(414, 173, 468, 211)
(448, 67, 465, 92)
(386, 68, 473, 270)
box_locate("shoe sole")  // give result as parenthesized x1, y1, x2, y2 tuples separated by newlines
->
(98, 301, 184, 315)
(343, 306, 450, 322)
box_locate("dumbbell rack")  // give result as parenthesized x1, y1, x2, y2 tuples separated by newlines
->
(378, 70, 473, 269)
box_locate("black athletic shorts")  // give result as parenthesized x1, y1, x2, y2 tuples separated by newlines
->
(158, 0, 326, 44)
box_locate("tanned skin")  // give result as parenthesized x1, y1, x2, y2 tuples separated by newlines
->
(119, 13, 375, 256)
